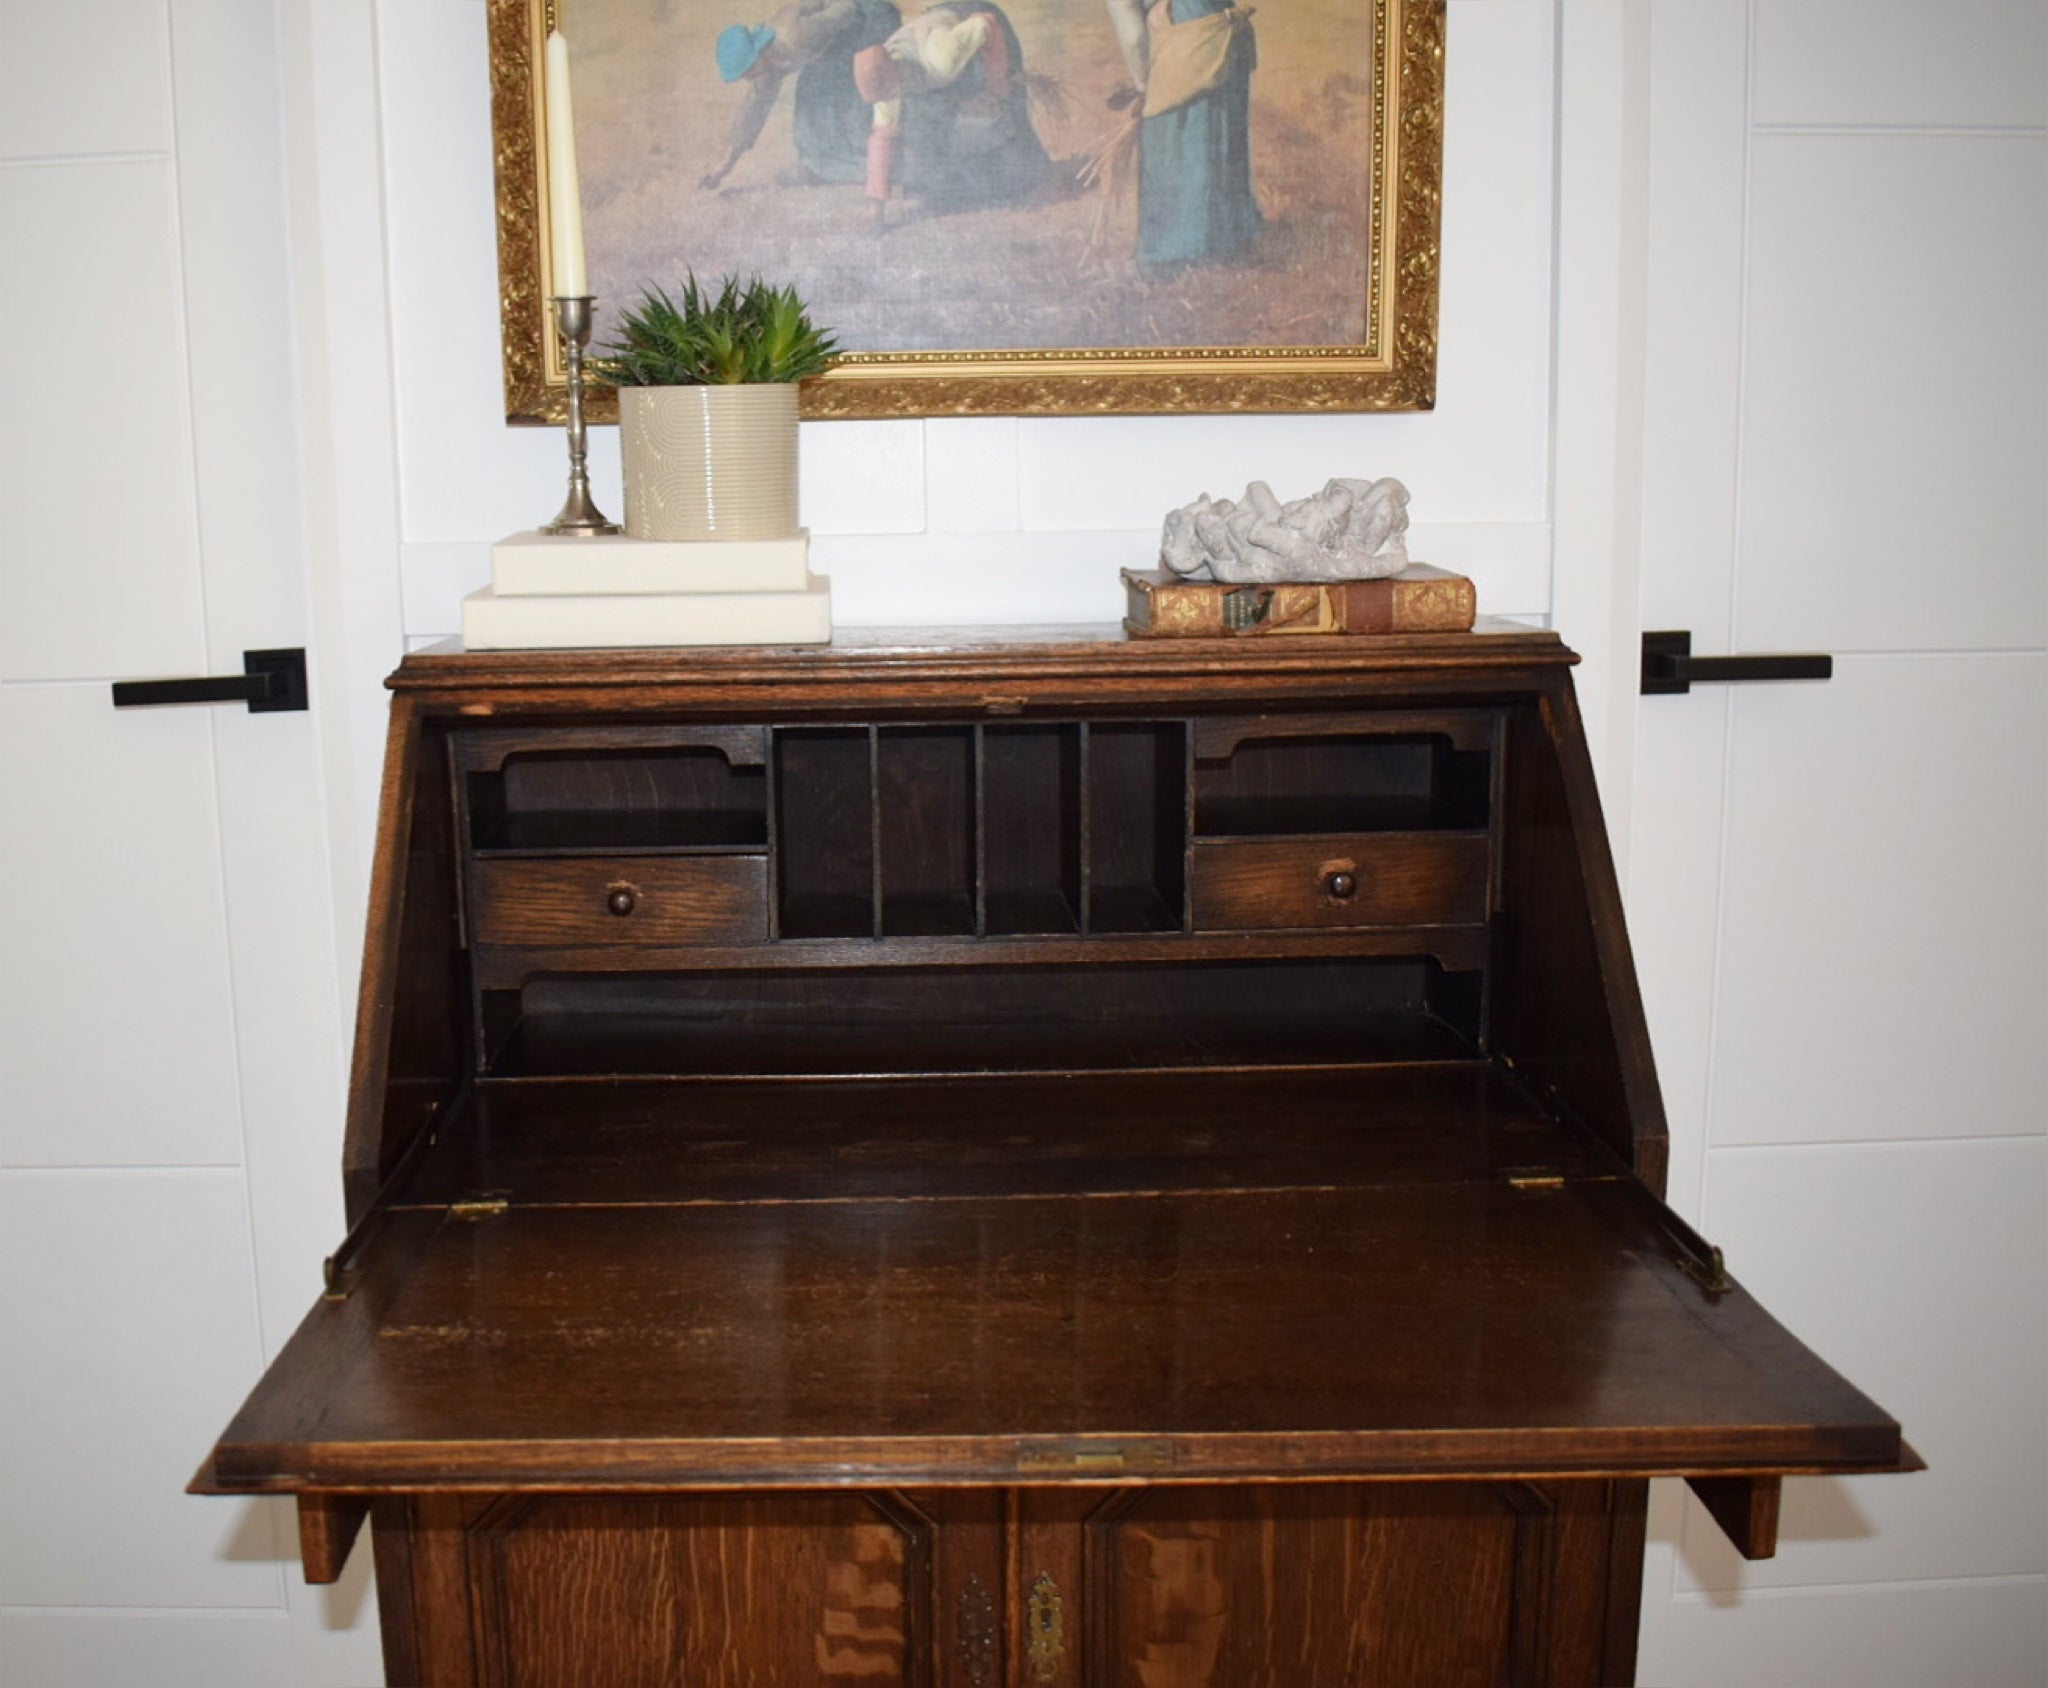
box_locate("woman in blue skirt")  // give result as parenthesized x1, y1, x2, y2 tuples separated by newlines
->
(1111, 0, 1261, 267)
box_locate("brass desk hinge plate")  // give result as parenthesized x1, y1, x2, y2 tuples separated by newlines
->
(1505, 1170, 1567, 1192)
(449, 1194, 511, 1221)
(1016, 1438, 1175, 1476)
(1677, 1243, 1734, 1296)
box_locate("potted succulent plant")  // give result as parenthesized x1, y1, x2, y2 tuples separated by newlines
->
(597, 275, 838, 543)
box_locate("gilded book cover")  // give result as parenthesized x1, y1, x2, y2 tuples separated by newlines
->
(1122, 565, 1477, 638)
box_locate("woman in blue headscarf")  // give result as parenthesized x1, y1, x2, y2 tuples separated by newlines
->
(702, 0, 902, 188)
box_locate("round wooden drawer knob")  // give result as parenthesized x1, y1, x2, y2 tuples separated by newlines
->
(606, 886, 638, 917)
(1323, 870, 1359, 901)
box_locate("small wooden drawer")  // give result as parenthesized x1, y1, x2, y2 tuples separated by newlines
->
(1189, 833, 1490, 931)
(472, 856, 769, 946)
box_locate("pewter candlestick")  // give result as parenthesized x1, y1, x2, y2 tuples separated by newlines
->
(542, 295, 621, 536)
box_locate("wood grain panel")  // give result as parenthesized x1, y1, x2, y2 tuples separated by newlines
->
(1191, 710, 1498, 759)
(1189, 833, 1490, 930)
(452, 724, 768, 776)
(1492, 689, 1667, 1185)
(396, 1068, 1598, 1210)
(465, 1492, 922, 1687)
(472, 855, 768, 946)
(1088, 1484, 1533, 1688)
(389, 624, 1573, 709)
(201, 1170, 1901, 1492)
(344, 701, 468, 1220)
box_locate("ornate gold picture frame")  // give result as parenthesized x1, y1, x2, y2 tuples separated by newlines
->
(491, 0, 1442, 421)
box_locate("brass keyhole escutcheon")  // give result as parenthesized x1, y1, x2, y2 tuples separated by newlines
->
(1025, 1571, 1064, 1683)
(606, 885, 637, 916)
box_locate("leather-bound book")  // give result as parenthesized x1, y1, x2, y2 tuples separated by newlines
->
(1123, 563, 1477, 637)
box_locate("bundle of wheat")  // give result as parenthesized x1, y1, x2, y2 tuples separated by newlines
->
(1078, 106, 1142, 255)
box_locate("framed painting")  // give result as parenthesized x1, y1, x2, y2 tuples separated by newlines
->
(490, 0, 1443, 420)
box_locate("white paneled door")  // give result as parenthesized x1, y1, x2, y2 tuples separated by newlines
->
(0, 3, 379, 1686)
(1627, 1, 2048, 1682)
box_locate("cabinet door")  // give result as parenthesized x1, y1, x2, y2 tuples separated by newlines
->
(381, 1490, 1002, 1688)
(1016, 1481, 1642, 1688)
(376, 1482, 1640, 1687)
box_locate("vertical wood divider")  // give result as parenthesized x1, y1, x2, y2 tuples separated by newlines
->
(446, 730, 494, 1077)
(1486, 712, 1509, 917)
(1180, 718, 1197, 935)
(1077, 721, 1094, 936)
(867, 726, 883, 939)
(764, 726, 782, 941)
(972, 723, 988, 937)
(1478, 711, 1508, 1050)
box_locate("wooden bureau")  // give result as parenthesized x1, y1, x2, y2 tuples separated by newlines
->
(197, 624, 1908, 1686)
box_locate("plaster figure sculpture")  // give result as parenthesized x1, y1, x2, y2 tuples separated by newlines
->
(1159, 477, 1411, 582)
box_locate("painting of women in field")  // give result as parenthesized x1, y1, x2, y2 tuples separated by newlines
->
(561, 0, 1379, 354)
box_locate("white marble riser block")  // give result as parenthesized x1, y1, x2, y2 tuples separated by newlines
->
(461, 575, 831, 649)
(491, 530, 811, 596)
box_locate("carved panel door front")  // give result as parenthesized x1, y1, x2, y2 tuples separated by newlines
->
(1013, 1481, 1643, 1688)
(384, 1490, 1008, 1687)
(378, 1481, 1642, 1686)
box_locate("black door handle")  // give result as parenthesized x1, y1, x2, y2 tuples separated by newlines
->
(111, 647, 308, 713)
(1641, 631, 1832, 696)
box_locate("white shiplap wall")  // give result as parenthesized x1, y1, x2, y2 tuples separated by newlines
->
(379, 0, 1563, 643)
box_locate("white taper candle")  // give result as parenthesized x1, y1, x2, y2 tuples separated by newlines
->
(544, 30, 588, 297)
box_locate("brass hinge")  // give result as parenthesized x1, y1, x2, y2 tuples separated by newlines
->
(320, 1250, 352, 1300)
(1505, 1170, 1566, 1192)
(1677, 1244, 1734, 1296)
(1016, 1438, 1174, 1475)
(449, 1193, 510, 1221)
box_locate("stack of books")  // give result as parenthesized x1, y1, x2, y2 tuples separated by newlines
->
(461, 531, 831, 649)
(1122, 563, 1476, 638)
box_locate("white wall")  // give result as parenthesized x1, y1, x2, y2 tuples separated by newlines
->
(378, 0, 1564, 641)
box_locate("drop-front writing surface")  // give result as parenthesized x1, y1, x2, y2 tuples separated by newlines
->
(197, 625, 1906, 1686)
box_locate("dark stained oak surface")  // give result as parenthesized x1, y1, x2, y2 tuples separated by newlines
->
(201, 1071, 1898, 1493)
(1188, 831, 1492, 930)
(397, 622, 1568, 694)
(398, 1068, 1603, 1206)
(471, 854, 770, 946)
(489, 1004, 1480, 1079)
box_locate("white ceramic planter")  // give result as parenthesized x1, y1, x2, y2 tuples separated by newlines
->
(619, 384, 800, 542)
